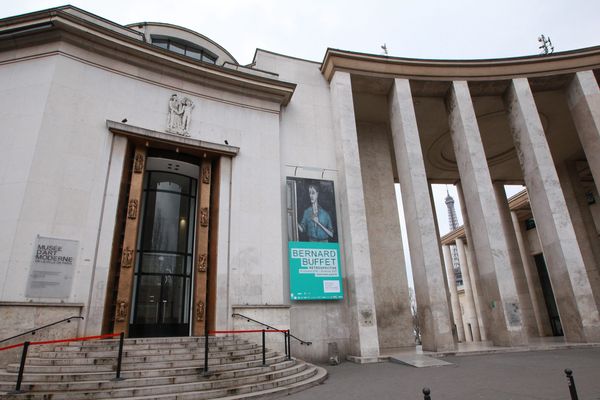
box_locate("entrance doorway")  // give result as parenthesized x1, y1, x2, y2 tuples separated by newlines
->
(533, 253, 564, 336)
(129, 158, 198, 337)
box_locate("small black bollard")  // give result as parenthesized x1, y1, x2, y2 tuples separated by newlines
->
(11, 341, 30, 393)
(422, 387, 431, 400)
(283, 330, 289, 358)
(262, 330, 266, 366)
(565, 368, 579, 400)
(112, 332, 125, 381)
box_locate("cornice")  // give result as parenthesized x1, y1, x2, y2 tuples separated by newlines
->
(106, 120, 240, 157)
(440, 227, 466, 246)
(0, 7, 296, 105)
(321, 47, 600, 82)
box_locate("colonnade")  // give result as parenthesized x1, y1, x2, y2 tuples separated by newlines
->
(330, 69, 600, 356)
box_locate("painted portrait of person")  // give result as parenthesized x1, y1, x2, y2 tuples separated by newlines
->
(289, 178, 338, 243)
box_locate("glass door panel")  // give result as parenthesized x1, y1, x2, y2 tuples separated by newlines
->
(130, 167, 197, 338)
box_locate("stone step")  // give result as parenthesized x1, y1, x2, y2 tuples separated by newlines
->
(218, 365, 328, 400)
(127, 364, 326, 400)
(0, 354, 291, 384)
(1, 362, 317, 399)
(4, 353, 288, 375)
(35, 343, 259, 358)
(31, 338, 245, 353)
(0, 360, 303, 393)
(0, 335, 326, 400)
(32, 346, 263, 362)
(20, 350, 277, 368)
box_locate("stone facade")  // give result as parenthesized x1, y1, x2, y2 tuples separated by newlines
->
(1, 6, 600, 364)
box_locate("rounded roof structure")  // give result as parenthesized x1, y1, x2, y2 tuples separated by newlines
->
(127, 22, 238, 66)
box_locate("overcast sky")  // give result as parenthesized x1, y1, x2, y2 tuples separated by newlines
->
(2, 1, 595, 286)
(3, 0, 599, 65)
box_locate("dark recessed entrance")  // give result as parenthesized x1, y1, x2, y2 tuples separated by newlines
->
(533, 253, 564, 337)
(129, 158, 198, 337)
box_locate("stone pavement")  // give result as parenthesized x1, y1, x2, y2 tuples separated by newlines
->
(286, 348, 600, 400)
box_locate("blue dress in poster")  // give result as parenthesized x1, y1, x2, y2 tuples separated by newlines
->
(297, 185, 334, 242)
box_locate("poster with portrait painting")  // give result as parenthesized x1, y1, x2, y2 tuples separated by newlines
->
(286, 177, 338, 243)
(286, 177, 343, 300)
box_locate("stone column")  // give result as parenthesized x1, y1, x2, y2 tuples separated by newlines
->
(455, 238, 481, 341)
(215, 157, 232, 331)
(85, 134, 128, 335)
(464, 241, 487, 341)
(493, 183, 539, 338)
(330, 71, 380, 359)
(358, 122, 415, 348)
(567, 71, 600, 196)
(565, 163, 600, 274)
(510, 210, 552, 336)
(504, 77, 600, 342)
(455, 185, 487, 341)
(557, 162, 600, 310)
(388, 78, 455, 352)
(447, 81, 526, 347)
(442, 245, 465, 342)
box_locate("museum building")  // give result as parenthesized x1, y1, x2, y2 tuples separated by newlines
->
(1, 5, 600, 363)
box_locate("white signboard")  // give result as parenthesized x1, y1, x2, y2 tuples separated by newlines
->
(26, 236, 78, 299)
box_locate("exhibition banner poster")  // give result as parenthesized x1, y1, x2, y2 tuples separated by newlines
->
(286, 177, 343, 300)
(288, 241, 343, 300)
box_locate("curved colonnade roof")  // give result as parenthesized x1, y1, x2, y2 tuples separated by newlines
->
(2, 5, 599, 88)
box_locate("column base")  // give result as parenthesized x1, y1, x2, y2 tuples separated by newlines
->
(346, 354, 382, 364)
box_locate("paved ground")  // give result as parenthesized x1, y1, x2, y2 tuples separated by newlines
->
(288, 348, 600, 400)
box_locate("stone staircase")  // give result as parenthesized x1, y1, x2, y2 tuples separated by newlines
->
(0, 336, 327, 399)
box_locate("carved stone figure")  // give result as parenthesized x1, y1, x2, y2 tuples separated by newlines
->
(116, 300, 128, 322)
(198, 254, 208, 272)
(133, 153, 144, 173)
(121, 247, 134, 268)
(196, 301, 205, 321)
(167, 94, 194, 136)
(200, 208, 209, 227)
(201, 166, 211, 184)
(181, 98, 194, 134)
(127, 199, 138, 219)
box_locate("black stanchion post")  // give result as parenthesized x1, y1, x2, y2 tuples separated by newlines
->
(112, 332, 125, 381)
(288, 329, 292, 360)
(565, 369, 579, 400)
(283, 330, 288, 358)
(423, 387, 431, 400)
(12, 341, 29, 393)
(203, 329, 209, 375)
(262, 330, 266, 365)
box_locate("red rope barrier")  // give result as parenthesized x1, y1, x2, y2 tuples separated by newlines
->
(0, 343, 24, 352)
(31, 333, 120, 346)
(209, 329, 286, 334)
(0, 333, 121, 352)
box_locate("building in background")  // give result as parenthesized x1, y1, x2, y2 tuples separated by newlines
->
(445, 191, 463, 286)
(442, 188, 600, 343)
(1, 6, 600, 364)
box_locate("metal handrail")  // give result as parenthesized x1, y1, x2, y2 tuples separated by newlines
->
(2, 332, 123, 393)
(231, 313, 311, 345)
(0, 316, 84, 344)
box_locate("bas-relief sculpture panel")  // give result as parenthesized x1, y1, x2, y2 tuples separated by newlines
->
(167, 94, 195, 137)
